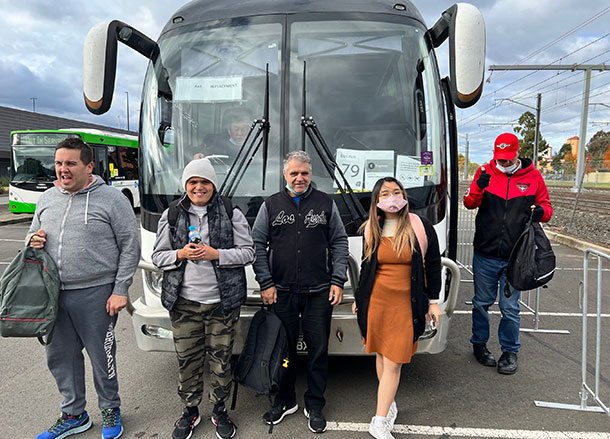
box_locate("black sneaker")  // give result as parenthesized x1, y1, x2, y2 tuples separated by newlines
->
(304, 407, 327, 434)
(172, 407, 201, 439)
(211, 403, 236, 439)
(262, 402, 299, 425)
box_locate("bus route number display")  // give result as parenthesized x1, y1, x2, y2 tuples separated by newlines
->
(12, 133, 74, 146)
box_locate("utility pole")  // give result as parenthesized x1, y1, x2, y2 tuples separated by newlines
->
(30, 97, 37, 113)
(534, 93, 542, 166)
(489, 64, 610, 192)
(125, 91, 130, 131)
(463, 133, 469, 180)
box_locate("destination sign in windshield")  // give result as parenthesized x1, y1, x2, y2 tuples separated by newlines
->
(11, 133, 80, 146)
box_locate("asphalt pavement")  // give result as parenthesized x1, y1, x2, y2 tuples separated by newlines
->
(1, 219, 610, 438)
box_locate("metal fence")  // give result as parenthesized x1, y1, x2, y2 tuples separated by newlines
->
(535, 248, 610, 416)
(456, 204, 476, 282)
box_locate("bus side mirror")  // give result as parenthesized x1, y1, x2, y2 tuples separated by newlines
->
(83, 20, 159, 115)
(428, 3, 486, 109)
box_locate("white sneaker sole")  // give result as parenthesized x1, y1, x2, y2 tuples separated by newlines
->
(264, 404, 299, 425)
(54, 417, 92, 439)
(178, 416, 201, 439)
(303, 408, 327, 433)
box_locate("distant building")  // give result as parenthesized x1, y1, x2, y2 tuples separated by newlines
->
(539, 144, 553, 173)
(566, 136, 579, 157)
(0, 105, 135, 177)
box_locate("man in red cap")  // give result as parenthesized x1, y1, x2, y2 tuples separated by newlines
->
(464, 133, 552, 374)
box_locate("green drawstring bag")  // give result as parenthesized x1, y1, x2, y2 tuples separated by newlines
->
(0, 246, 60, 345)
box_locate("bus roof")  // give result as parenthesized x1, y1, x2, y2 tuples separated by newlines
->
(10, 129, 138, 148)
(164, 0, 425, 35)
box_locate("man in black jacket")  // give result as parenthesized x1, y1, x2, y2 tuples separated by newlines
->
(252, 150, 348, 434)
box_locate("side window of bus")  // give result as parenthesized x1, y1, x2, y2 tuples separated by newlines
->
(118, 147, 138, 180)
(92, 146, 109, 182)
(107, 147, 121, 179)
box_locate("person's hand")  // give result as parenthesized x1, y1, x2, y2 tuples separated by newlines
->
(476, 167, 491, 190)
(531, 204, 544, 222)
(426, 303, 441, 326)
(261, 286, 277, 305)
(177, 243, 205, 261)
(329, 285, 343, 306)
(200, 244, 219, 261)
(106, 294, 128, 316)
(28, 229, 46, 249)
(351, 301, 357, 314)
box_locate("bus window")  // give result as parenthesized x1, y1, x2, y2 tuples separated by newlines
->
(93, 146, 109, 182)
(119, 147, 138, 180)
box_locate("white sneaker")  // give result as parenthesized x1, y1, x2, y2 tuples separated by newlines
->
(387, 401, 397, 431)
(368, 416, 395, 439)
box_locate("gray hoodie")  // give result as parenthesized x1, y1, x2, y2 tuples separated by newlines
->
(27, 176, 140, 295)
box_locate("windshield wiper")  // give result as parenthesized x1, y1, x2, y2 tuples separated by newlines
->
(220, 64, 271, 198)
(300, 61, 367, 230)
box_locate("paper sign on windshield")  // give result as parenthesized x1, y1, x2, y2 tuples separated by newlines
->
(396, 155, 424, 188)
(175, 76, 243, 102)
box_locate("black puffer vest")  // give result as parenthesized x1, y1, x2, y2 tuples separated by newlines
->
(161, 193, 246, 315)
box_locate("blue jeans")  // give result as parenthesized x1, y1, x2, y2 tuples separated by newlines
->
(471, 252, 521, 353)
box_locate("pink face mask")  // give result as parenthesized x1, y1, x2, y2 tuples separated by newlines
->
(377, 195, 408, 213)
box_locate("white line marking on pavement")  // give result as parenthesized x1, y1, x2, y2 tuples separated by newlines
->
(453, 310, 610, 318)
(327, 422, 610, 438)
(0, 238, 23, 242)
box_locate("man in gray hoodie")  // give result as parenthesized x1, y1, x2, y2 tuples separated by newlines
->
(28, 138, 140, 439)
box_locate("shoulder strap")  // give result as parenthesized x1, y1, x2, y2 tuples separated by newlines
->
(409, 213, 427, 256)
(410, 213, 428, 287)
(221, 195, 233, 220)
(167, 199, 181, 233)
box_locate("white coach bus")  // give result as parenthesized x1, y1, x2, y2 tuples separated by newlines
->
(81, 0, 485, 354)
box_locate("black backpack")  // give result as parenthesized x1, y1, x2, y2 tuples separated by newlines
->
(506, 211, 556, 292)
(231, 308, 290, 415)
(0, 246, 60, 345)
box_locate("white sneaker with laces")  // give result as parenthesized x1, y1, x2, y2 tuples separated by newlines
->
(386, 401, 397, 431)
(368, 416, 395, 439)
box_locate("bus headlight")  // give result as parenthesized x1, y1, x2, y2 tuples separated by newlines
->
(144, 269, 163, 297)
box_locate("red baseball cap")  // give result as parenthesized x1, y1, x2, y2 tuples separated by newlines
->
(493, 133, 519, 160)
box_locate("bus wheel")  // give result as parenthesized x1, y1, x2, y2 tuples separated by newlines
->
(122, 190, 134, 209)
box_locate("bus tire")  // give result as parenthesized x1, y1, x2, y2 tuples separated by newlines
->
(122, 190, 134, 209)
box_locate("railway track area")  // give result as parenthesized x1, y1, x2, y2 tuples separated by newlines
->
(547, 186, 610, 217)
(545, 185, 610, 248)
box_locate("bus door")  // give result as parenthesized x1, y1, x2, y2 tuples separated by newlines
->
(92, 145, 109, 183)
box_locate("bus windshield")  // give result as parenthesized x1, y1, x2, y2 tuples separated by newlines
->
(140, 16, 445, 228)
(10, 146, 56, 182)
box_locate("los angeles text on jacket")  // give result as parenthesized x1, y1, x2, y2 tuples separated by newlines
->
(252, 186, 348, 294)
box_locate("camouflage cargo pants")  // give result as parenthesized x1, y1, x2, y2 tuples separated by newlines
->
(169, 296, 240, 407)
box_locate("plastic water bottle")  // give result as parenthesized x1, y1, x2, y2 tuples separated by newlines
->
(188, 225, 202, 244)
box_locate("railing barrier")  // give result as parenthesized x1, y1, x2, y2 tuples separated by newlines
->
(534, 248, 610, 416)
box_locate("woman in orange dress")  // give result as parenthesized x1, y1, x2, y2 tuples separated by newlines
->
(353, 177, 442, 439)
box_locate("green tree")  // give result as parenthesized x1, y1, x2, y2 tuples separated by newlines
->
(513, 111, 549, 164)
(586, 130, 610, 169)
(550, 143, 572, 172)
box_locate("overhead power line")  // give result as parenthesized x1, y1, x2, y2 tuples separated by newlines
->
(490, 5, 610, 83)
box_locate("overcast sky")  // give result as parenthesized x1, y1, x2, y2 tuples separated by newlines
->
(1, 0, 609, 164)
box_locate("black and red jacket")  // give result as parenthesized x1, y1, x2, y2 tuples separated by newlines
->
(464, 158, 553, 261)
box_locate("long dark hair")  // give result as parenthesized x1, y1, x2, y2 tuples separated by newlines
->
(359, 177, 415, 261)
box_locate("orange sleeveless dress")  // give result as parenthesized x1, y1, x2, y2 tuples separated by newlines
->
(365, 236, 418, 363)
